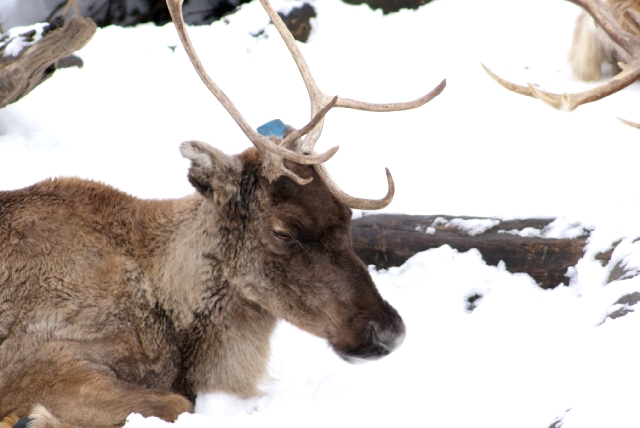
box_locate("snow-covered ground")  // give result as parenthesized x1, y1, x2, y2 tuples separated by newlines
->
(2, 0, 640, 427)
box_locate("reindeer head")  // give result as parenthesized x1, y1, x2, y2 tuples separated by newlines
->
(168, 0, 445, 361)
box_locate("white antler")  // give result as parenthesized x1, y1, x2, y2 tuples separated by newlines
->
(167, 0, 446, 208)
(166, 0, 338, 185)
(618, 116, 640, 129)
(483, 0, 640, 113)
(60, 0, 80, 17)
(258, 0, 446, 153)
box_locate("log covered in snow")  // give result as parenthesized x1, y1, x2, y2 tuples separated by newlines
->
(351, 214, 592, 289)
(0, 15, 96, 109)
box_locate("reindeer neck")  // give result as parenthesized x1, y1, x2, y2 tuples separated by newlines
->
(149, 190, 258, 331)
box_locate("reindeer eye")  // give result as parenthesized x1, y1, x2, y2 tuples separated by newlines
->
(272, 230, 293, 241)
(272, 230, 303, 252)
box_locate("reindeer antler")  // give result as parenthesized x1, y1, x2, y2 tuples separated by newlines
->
(257, 0, 445, 153)
(618, 116, 640, 129)
(483, 0, 640, 112)
(166, 0, 337, 186)
(61, 0, 80, 17)
(166, 0, 445, 209)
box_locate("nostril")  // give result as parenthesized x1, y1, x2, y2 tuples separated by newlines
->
(336, 313, 406, 363)
(366, 323, 390, 357)
(368, 322, 388, 352)
(369, 322, 405, 355)
(370, 315, 406, 355)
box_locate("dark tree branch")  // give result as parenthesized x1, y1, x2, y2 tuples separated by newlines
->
(0, 15, 96, 109)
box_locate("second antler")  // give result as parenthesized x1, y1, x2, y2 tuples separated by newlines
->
(482, 0, 640, 116)
(166, 0, 446, 210)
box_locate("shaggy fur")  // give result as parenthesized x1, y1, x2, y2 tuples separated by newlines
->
(568, 0, 640, 81)
(0, 142, 405, 428)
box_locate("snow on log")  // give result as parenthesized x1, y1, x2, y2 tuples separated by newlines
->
(0, 15, 96, 109)
(351, 214, 592, 289)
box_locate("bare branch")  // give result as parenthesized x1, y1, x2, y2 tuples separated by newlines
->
(0, 15, 96, 109)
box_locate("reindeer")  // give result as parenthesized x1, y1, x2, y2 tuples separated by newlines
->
(568, 0, 640, 82)
(483, 0, 640, 127)
(0, 1, 446, 427)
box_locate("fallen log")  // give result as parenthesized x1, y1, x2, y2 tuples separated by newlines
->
(0, 15, 96, 109)
(351, 214, 592, 289)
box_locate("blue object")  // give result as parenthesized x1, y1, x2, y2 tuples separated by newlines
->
(257, 119, 286, 138)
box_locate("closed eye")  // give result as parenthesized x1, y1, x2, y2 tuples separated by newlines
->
(272, 230, 293, 241)
(272, 230, 303, 251)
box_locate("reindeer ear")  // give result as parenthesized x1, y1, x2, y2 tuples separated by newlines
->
(179, 141, 243, 205)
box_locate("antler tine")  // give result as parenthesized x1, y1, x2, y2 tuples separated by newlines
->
(165, 0, 338, 180)
(335, 79, 447, 112)
(258, 0, 446, 147)
(482, 62, 640, 111)
(256, 0, 329, 152)
(628, 8, 640, 32)
(295, 79, 446, 154)
(481, 63, 533, 96)
(284, 96, 338, 147)
(61, 0, 80, 16)
(315, 164, 395, 210)
(618, 117, 640, 129)
(483, 0, 640, 112)
(259, 0, 443, 208)
(307, 81, 445, 209)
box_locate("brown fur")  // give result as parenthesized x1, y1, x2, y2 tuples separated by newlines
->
(568, 0, 640, 81)
(0, 142, 405, 428)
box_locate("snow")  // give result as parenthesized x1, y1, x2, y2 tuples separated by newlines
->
(0, 22, 48, 57)
(431, 217, 501, 236)
(499, 217, 593, 239)
(2, 0, 640, 427)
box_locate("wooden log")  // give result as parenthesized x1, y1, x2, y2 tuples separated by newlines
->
(0, 15, 96, 109)
(351, 214, 591, 289)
